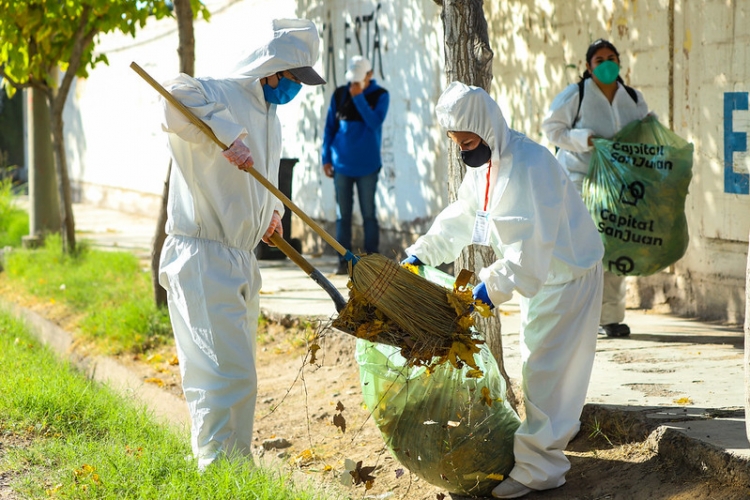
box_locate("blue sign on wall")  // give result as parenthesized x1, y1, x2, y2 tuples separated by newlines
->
(724, 92, 750, 195)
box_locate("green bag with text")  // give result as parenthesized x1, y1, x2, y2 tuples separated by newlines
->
(583, 115, 694, 276)
(355, 265, 521, 497)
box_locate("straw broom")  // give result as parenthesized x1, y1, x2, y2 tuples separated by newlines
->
(130, 62, 471, 359)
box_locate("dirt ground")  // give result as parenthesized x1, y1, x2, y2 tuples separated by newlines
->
(115, 316, 750, 500)
(3, 298, 750, 499)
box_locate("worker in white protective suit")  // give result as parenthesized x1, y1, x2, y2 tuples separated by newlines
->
(401, 82, 604, 499)
(157, 18, 325, 471)
(541, 39, 650, 338)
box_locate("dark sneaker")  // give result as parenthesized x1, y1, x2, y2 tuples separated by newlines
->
(335, 261, 348, 275)
(598, 323, 631, 337)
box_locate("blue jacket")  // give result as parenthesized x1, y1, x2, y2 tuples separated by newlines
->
(322, 80, 389, 177)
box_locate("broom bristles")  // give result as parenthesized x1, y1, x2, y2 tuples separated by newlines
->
(351, 254, 461, 343)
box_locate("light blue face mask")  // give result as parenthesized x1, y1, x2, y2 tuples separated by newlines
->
(263, 76, 302, 105)
(593, 60, 620, 85)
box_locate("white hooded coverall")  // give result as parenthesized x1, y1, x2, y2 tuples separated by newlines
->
(406, 82, 604, 490)
(541, 78, 649, 325)
(157, 19, 320, 470)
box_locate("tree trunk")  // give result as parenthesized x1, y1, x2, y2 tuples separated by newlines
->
(47, 89, 76, 254)
(440, 0, 518, 409)
(152, 0, 196, 307)
(152, 163, 170, 306)
(174, 0, 196, 77)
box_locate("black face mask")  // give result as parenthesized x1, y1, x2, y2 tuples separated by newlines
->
(460, 142, 492, 168)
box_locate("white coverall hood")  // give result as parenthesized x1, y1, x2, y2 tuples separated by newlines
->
(436, 81, 510, 165)
(226, 18, 322, 81)
(407, 81, 604, 305)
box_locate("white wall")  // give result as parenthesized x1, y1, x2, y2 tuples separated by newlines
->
(483, 0, 749, 323)
(66, 0, 447, 248)
(64, 0, 748, 322)
(66, 0, 298, 211)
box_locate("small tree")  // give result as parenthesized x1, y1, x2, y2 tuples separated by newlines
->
(435, 0, 518, 408)
(0, 0, 173, 253)
(151, 0, 210, 307)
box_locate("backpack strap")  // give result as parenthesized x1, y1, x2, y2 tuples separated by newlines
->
(573, 78, 638, 126)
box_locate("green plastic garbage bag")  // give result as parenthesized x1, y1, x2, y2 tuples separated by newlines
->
(583, 115, 694, 276)
(355, 265, 521, 497)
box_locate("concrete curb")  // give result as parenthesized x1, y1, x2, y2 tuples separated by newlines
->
(1, 300, 189, 430)
(647, 425, 750, 487)
(582, 404, 750, 488)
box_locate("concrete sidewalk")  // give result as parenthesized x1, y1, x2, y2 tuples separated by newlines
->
(13, 200, 750, 484)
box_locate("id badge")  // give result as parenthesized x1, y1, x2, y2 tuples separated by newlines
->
(471, 210, 491, 246)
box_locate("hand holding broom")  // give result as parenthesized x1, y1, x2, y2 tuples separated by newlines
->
(130, 61, 475, 362)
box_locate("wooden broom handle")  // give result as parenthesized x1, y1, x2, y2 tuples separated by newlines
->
(267, 232, 313, 273)
(130, 61, 348, 257)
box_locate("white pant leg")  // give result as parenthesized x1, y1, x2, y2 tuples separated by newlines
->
(159, 235, 261, 470)
(600, 270, 626, 325)
(509, 263, 603, 490)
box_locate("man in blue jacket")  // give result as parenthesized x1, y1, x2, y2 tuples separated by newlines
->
(322, 56, 389, 274)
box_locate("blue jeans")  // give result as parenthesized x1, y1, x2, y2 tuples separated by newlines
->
(333, 169, 380, 261)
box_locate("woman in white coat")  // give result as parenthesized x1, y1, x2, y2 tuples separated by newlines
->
(541, 39, 650, 338)
(402, 82, 604, 499)
(158, 19, 325, 470)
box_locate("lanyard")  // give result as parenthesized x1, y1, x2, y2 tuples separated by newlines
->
(483, 160, 492, 211)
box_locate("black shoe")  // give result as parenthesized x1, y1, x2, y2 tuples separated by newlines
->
(598, 323, 631, 337)
(335, 261, 348, 275)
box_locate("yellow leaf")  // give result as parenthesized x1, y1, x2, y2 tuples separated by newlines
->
(457, 314, 475, 330)
(144, 377, 165, 387)
(487, 473, 505, 481)
(354, 320, 386, 339)
(447, 338, 481, 371)
(673, 397, 693, 405)
(146, 353, 163, 363)
(401, 262, 420, 274)
(293, 449, 316, 466)
(481, 386, 493, 406)
(308, 343, 321, 364)
(473, 300, 493, 317)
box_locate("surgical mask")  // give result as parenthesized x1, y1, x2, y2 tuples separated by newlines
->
(592, 60, 620, 85)
(263, 77, 302, 105)
(460, 142, 492, 168)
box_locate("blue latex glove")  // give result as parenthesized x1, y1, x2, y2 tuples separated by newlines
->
(472, 282, 495, 310)
(400, 255, 424, 266)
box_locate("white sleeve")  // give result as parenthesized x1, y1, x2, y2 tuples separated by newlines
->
(405, 173, 478, 266)
(541, 83, 595, 153)
(160, 74, 247, 150)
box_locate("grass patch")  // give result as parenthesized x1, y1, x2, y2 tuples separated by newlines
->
(0, 311, 339, 500)
(0, 181, 29, 248)
(3, 234, 171, 355)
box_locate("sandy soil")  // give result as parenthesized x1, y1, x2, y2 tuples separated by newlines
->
(116, 317, 750, 500)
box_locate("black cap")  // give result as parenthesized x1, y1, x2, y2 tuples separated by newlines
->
(287, 66, 326, 85)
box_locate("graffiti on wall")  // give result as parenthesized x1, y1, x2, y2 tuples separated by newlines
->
(724, 92, 750, 195)
(322, 4, 384, 88)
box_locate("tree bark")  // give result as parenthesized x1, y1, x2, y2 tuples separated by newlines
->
(152, 0, 196, 307)
(47, 87, 76, 254)
(441, 0, 518, 409)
